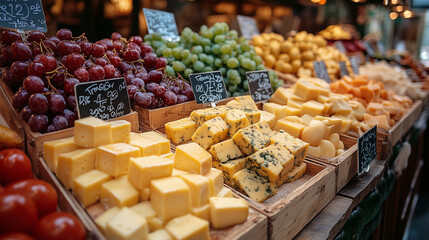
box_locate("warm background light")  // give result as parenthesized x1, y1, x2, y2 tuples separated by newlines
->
(390, 12, 398, 20)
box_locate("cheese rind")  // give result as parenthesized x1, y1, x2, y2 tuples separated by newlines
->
(74, 117, 112, 148)
(174, 142, 212, 175)
(165, 214, 210, 240)
(191, 117, 228, 149)
(128, 156, 173, 190)
(233, 168, 277, 203)
(73, 169, 112, 207)
(96, 143, 141, 177)
(165, 118, 197, 145)
(105, 207, 149, 240)
(57, 148, 96, 190)
(209, 197, 249, 228)
(209, 139, 243, 163)
(43, 137, 79, 173)
(100, 176, 139, 208)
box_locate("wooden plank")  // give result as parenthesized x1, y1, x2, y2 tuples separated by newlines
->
(294, 196, 353, 240)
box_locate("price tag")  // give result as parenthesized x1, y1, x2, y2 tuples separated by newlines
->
(143, 8, 179, 41)
(363, 41, 375, 57)
(74, 78, 131, 120)
(358, 125, 377, 175)
(350, 56, 360, 75)
(237, 15, 260, 40)
(334, 41, 347, 54)
(246, 70, 273, 102)
(189, 71, 228, 105)
(339, 61, 349, 78)
(313, 61, 331, 83)
(0, 0, 47, 32)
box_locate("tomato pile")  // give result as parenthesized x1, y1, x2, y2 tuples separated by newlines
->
(0, 149, 86, 240)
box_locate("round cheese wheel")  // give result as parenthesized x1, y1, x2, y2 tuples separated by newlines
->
(328, 133, 340, 149)
(308, 145, 321, 157)
(301, 120, 326, 146)
(319, 139, 336, 158)
(336, 149, 345, 156)
(338, 140, 344, 150)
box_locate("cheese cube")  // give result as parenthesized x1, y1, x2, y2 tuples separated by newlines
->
(209, 197, 249, 228)
(314, 116, 342, 134)
(329, 96, 353, 116)
(287, 99, 304, 109)
(161, 152, 175, 161)
(96, 143, 140, 177)
(74, 117, 112, 148)
(109, 120, 131, 143)
(301, 100, 325, 117)
(244, 110, 261, 125)
(232, 125, 270, 155)
(259, 111, 276, 129)
(57, 148, 96, 189)
(139, 131, 170, 155)
(147, 217, 165, 232)
(128, 156, 173, 190)
(254, 121, 273, 137)
(190, 107, 227, 126)
(101, 176, 139, 208)
(150, 177, 191, 221)
(217, 187, 233, 197)
(148, 229, 173, 240)
(263, 102, 287, 121)
(293, 79, 321, 101)
(191, 117, 228, 149)
(165, 118, 197, 145)
(172, 168, 188, 176)
(333, 115, 352, 133)
(219, 158, 246, 187)
(73, 169, 112, 207)
(139, 188, 150, 201)
(226, 99, 241, 106)
(210, 139, 243, 163)
(300, 114, 314, 125)
(235, 95, 259, 111)
(106, 207, 148, 240)
(165, 214, 210, 240)
(204, 168, 223, 197)
(274, 119, 306, 138)
(271, 130, 308, 165)
(95, 207, 120, 234)
(130, 202, 157, 220)
(233, 168, 277, 203)
(179, 174, 210, 207)
(277, 162, 307, 186)
(174, 142, 212, 175)
(270, 87, 292, 105)
(191, 204, 210, 221)
(43, 137, 80, 173)
(225, 110, 249, 137)
(285, 106, 301, 116)
(129, 133, 160, 156)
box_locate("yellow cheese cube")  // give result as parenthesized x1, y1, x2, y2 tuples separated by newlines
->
(285, 105, 301, 116)
(301, 100, 325, 117)
(317, 95, 331, 103)
(300, 114, 314, 125)
(226, 99, 241, 106)
(283, 116, 304, 124)
(172, 168, 188, 176)
(43, 137, 80, 173)
(74, 117, 112, 148)
(129, 133, 160, 156)
(263, 102, 287, 121)
(323, 102, 333, 116)
(95, 207, 120, 234)
(109, 120, 131, 143)
(148, 229, 173, 240)
(174, 142, 212, 175)
(150, 177, 191, 221)
(225, 110, 249, 137)
(73, 169, 112, 207)
(139, 131, 171, 155)
(96, 143, 141, 177)
(179, 174, 210, 207)
(293, 79, 321, 101)
(235, 95, 259, 111)
(232, 125, 270, 155)
(204, 168, 224, 197)
(128, 156, 173, 190)
(101, 176, 139, 208)
(209, 197, 249, 228)
(165, 117, 197, 145)
(278, 162, 307, 185)
(161, 152, 175, 161)
(191, 117, 228, 149)
(209, 139, 243, 163)
(233, 168, 277, 203)
(57, 148, 96, 189)
(190, 107, 227, 126)
(165, 214, 210, 240)
(106, 207, 149, 240)
(147, 217, 165, 232)
(244, 110, 261, 125)
(270, 130, 309, 165)
(254, 121, 273, 137)
(329, 96, 353, 116)
(270, 87, 292, 105)
(287, 99, 304, 109)
(139, 188, 150, 201)
(333, 115, 352, 133)
(259, 111, 276, 129)
(313, 116, 342, 134)
(274, 119, 306, 138)
(191, 204, 210, 221)
(219, 158, 246, 187)
(130, 202, 157, 220)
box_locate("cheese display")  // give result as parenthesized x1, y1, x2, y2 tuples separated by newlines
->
(165, 117, 197, 145)
(43, 137, 79, 173)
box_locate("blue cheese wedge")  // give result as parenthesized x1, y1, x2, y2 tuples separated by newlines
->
(232, 125, 270, 155)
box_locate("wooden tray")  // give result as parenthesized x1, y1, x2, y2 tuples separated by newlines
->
(229, 160, 336, 240)
(307, 135, 357, 193)
(37, 156, 268, 240)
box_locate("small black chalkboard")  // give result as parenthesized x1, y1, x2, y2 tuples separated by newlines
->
(143, 8, 179, 41)
(189, 71, 228, 104)
(339, 61, 349, 78)
(313, 61, 331, 83)
(74, 78, 131, 120)
(0, 0, 47, 32)
(334, 41, 347, 54)
(246, 70, 272, 102)
(350, 56, 360, 75)
(358, 125, 377, 175)
(363, 41, 375, 57)
(237, 15, 260, 40)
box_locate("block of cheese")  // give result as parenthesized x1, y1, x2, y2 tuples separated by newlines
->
(73, 169, 112, 207)
(277, 162, 307, 186)
(225, 109, 249, 137)
(209, 139, 243, 163)
(174, 142, 212, 175)
(43, 137, 80, 173)
(191, 117, 228, 149)
(287, 99, 304, 109)
(233, 168, 277, 203)
(165, 214, 210, 240)
(285, 106, 301, 116)
(147, 217, 166, 232)
(259, 111, 276, 129)
(150, 177, 191, 221)
(109, 120, 131, 143)
(190, 107, 227, 126)
(95, 207, 120, 234)
(293, 79, 321, 101)
(129, 133, 161, 156)
(244, 110, 261, 125)
(139, 188, 150, 201)
(226, 99, 241, 106)
(57, 148, 96, 189)
(172, 168, 188, 176)
(333, 115, 352, 133)
(263, 102, 287, 121)
(148, 229, 173, 240)
(130, 202, 157, 220)
(165, 117, 197, 145)
(74, 117, 112, 148)
(274, 119, 306, 138)
(232, 125, 270, 155)
(105, 207, 148, 240)
(301, 120, 326, 146)
(161, 152, 174, 160)
(300, 114, 314, 125)
(139, 131, 171, 155)
(254, 121, 273, 137)
(96, 143, 140, 177)
(301, 100, 325, 117)
(313, 116, 342, 134)
(328, 133, 340, 149)
(128, 156, 173, 190)
(329, 96, 353, 116)
(217, 187, 233, 197)
(191, 204, 210, 221)
(235, 95, 259, 111)
(270, 130, 309, 165)
(204, 168, 223, 197)
(179, 174, 210, 207)
(209, 197, 249, 228)
(270, 87, 292, 105)
(319, 139, 336, 158)
(101, 175, 139, 208)
(219, 158, 246, 187)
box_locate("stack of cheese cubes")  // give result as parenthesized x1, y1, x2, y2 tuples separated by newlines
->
(43, 117, 249, 240)
(165, 96, 309, 203)
(267, 77, 369, 158)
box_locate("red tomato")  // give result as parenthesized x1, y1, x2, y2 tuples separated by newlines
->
(6, 179, 58, 217)
(34, 212, 86, 240)
(0, 149, 32, 185)
(0, 233, 34, 240)
(0, 193, 38, 234)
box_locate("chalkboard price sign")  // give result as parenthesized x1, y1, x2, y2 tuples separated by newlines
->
(0, 0, 47, 32)
(143, 8, 179, 41)
(358, 125, 377, 175)
(350, 56, 360, 75)
(339, 61, 349, 78)
(313, 61, 331, 83)
(74, 78, 131, 120)
(237, 15, 260, 40)
(246, 70, 272, 102)
(334, 41, 347, 54)
(189, 71, 228, 104)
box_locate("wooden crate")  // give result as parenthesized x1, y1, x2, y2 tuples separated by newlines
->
(230, 160, 336, 240)
(307, 135, 357, 193)
(37, 156, 268, 240)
